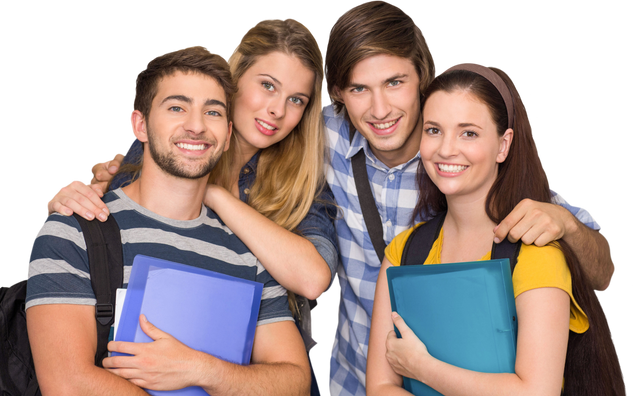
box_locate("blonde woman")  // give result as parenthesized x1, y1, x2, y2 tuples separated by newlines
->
(48, 19, 336, 395)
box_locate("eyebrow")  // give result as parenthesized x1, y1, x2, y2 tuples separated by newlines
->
(348, 73, 410, 89)
(259, 73, 311, 100)
(423, 120, 484, 130)
(160, 95, 226, 109)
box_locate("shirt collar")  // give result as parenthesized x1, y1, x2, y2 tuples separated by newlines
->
(243, 150, 261, 174)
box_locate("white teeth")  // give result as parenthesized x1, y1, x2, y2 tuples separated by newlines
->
(257, 119, 276, 130)
(438, 164, 468, 173)
(176, 142, 206, 151)
(372, 119, 398, 129)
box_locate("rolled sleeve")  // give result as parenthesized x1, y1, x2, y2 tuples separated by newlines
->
(551, 188, 604, 231)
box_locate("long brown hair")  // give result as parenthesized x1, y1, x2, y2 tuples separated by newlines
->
(414, 68, 625, 395)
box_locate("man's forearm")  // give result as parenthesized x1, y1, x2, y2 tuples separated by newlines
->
(563, 217, 614, 290)
(36, 357, 148, 396)
(196, 351, 310, 396)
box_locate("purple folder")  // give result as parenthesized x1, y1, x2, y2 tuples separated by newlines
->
(114, 255, 263, 395)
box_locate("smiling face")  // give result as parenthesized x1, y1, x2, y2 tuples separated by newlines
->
(137, 71, 232, 180)
(231, 51, 315, 158)
(420, 89, 512, 202)
(338, 54, 422, 168)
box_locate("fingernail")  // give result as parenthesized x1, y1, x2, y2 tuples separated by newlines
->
(391, 312, 399, 319)
(103, 208, 110, 214)
(86, 212, 95, 220)
(494, 237, 501, 244)
(98, 213, 107, 221)
(141, 314, 148, 322)
(108, 165, 118, 173)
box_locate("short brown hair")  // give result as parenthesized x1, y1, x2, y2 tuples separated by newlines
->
(134, 46, 236, 120)
(326, 1, 435, 115)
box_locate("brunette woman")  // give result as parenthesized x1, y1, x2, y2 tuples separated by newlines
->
(367, 64, 624, 396)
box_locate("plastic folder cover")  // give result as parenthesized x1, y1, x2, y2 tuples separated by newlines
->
(115, 255, 263, 396)
(387, 259, 517, 396)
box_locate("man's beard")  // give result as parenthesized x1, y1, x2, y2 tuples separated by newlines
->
(147, 129, 222, 180)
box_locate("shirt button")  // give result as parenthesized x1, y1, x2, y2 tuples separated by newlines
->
(388, 174, 395, 181)
(385, 220, 392, 228)
(243, 168, 250, 174)
(244, 188, 250, 195)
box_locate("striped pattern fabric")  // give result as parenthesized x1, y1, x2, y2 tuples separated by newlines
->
(27, 189, 292, 326)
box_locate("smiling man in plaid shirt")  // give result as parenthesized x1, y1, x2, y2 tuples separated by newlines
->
(322, 2, 614, 395)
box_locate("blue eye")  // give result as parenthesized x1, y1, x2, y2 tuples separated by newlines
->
(351, 86, 365, 93)
(206, 110, 221, 116)
(169, 106, 183, 112)
(389, 80, 401, 87)
(289, 96, 304, 106)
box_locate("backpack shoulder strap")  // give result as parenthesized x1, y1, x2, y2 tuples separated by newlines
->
(73, 214, 123, 367)
(490, 238, 522, 274)
(350, 126, 386, 262)
(400, 212, 446, 266)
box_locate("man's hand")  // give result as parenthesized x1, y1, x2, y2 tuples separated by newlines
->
(91, 154, 124, 190)
(493, 199, 577, 246)
(103, 314, 206, 391)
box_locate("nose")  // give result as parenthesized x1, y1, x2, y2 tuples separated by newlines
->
(184, 111, 206, 135)
(267, 96, 286, 119)
(438, 133, 459, 158)
(370, 89, 392, 120)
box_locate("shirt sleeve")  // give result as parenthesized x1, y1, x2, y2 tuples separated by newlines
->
(110, 140, 144, 191)
(513, 243, 589, 333)
(550, 190, 600, 231)
(26, 214, 95, 309)
(296, 183, 340, 289)
(384, 227, 416, 267)
(254, 262, 294, 326)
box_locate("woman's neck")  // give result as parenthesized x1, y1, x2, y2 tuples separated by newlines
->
(440, 194, 498, 263)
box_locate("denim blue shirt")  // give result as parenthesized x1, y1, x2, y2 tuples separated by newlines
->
(112, 140, 340, 285)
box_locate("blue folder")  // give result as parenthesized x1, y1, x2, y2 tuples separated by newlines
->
(115, 255, 263, 396)
(387, 259, 518, 396)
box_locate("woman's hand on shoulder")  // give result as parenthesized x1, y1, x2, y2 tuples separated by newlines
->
(91, 154, 124, 191)
(48, 181, 109, 222)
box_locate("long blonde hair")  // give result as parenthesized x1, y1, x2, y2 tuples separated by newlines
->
(212, 19, 326, 233)
(211, 20, 326, 316)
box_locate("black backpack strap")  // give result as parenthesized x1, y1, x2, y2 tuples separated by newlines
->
(73, 214, 123, 368)
(350, 126, 386, 263)
(491, 238, 522, 274)
(400, 212, 446, 266)
(400, 212, 522, 271)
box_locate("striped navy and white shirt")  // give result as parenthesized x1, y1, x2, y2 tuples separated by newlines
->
(27, 188, 292, 326)
(323, 104, 599, 396)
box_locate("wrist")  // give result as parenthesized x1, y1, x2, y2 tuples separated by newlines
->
(562, 210, 580, 239)
(192, 350, 224, 391)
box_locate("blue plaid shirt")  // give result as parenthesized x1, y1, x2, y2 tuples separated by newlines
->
(323, 105, 599, 396)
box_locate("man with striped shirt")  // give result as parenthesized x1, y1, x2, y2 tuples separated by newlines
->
(26, 47, 310, 396)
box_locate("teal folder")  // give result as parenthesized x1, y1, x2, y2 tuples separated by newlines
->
(387, 259, 518, 395)
(115, 255, 263, 396)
